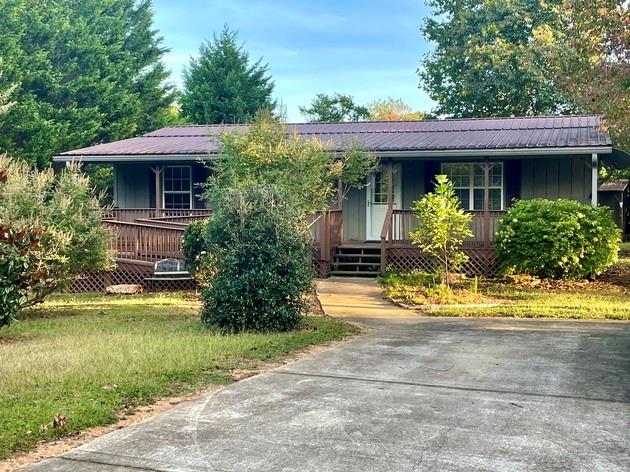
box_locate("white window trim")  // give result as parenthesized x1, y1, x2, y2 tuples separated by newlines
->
(162, 165, 193, 210)
(441, 162, 504, 211)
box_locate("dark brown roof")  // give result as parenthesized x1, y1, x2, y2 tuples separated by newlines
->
(57, 115, 612, 159)
(598, 179, 629, 192)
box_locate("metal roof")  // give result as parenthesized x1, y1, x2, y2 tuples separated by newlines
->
(598, 179, 629, 192)
(56, 115, 613, 160)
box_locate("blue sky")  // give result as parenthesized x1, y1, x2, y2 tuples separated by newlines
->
(152, 0, 435, 121)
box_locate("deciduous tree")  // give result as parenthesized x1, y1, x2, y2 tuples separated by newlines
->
(299, 93, 369, 122)
(418, 0, 572, 117)
(206, 113, 378, 214)
(545, 1, 629, 151)
(367, 97, 431, 121)
(410, 175, 473, 287)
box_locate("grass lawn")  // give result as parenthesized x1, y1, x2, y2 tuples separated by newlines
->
(0, 292, 358, 460)
(380, 263, 630, 320)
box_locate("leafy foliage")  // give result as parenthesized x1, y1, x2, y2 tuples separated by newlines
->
(182, 219, 212, 286)
(0, 0, 174, 168)
(180, 26, 276, 124)
(0, 155, 113, 325)
(206, 113, 378, 214)
(544, 1, 629, 152)
(419, 0, 572, 117)
(200, 185, 313, 332)
(299, 93, 369, 122)
(496, 199, 621, 279)
(367, 97, 431, 121)
(0, 59, 15, 115)
(410, 175, 473, 286)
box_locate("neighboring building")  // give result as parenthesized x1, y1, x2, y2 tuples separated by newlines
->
(599, 179, 629, 239)
(55, 115, 630, 280)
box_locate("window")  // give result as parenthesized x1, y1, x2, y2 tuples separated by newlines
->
(441, 163, 503, 210)
(372, 171, 388, 204)
(162, 166, 192, 209)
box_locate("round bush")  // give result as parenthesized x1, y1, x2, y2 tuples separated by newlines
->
(496, 199, 620, 279)
(200, 185, 313, 332)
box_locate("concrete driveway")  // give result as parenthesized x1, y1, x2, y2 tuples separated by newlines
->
(31, 281, 629, 471)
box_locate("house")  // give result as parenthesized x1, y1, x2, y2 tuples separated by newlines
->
(54, 115, 630, 284)
(598, 179, 629, 239)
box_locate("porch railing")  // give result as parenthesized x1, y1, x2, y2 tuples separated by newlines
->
(105, 209, 340, 264)
(380, 208, 507, 271)
(383, 209, 507, 245)
(104, 220, 186, 262)
(309, 209, 343, 263)
(103, 208, 212, 222)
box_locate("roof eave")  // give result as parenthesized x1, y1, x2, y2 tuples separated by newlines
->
(52, 153, 214, 163)
(373, 146, 612, 158)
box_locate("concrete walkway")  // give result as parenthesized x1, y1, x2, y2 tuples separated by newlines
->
(316, 277, 418, 321)
(30, 278, 630, 471)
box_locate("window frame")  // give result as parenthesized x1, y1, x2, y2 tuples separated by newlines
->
(162, 165, 193, 210)
(440, 162, 504, 211)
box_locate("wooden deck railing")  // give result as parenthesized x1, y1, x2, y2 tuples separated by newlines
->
(106, 209, 340, 264)
(382, 209, 507, 245)
(309, 209, 343, 262)
(104, 220, 186, 262)
(103, 208, 212, 222)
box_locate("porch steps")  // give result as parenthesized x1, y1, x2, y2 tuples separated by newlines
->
(331, 245, 381, 277)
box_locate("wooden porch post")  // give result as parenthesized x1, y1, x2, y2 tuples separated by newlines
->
(387, 160, 394, 210)
(482, 161, 492, 245)
(591, 153, 598, 207)
(337, 179, 344, 210)
(150, 165, 163, 218)
(380, 160, 394, 274)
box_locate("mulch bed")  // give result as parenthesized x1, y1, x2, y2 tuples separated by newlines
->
(600, 264, 630, 289)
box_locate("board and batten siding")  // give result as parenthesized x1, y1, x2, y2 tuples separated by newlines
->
(113, 163, 150, 208)
(520, 156, 592, 204)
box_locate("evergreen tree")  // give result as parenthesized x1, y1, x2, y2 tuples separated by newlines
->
(180, 26, 276, 124)
(0, 0, 174, 167)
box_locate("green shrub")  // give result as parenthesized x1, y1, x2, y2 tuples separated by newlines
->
(496, 199, 620, 279)
(200, 185, 313, 332)
(182, 219, 208, 270)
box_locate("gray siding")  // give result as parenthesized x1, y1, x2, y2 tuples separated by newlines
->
(401, 160, 425, 209)
(113, 163, 150, 207)
(521, 156, 591, 204)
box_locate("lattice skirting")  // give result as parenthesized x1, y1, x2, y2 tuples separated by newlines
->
(66, 260, 196, 293)
(312, 247, 331, 278)
(386, 246, 499, 277)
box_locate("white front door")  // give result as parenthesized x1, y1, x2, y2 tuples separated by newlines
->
(366, 167, 402, 240)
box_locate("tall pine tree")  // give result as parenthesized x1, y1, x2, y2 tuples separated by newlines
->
(180, 26, 276, 124)
(0, 0, 174, 167)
